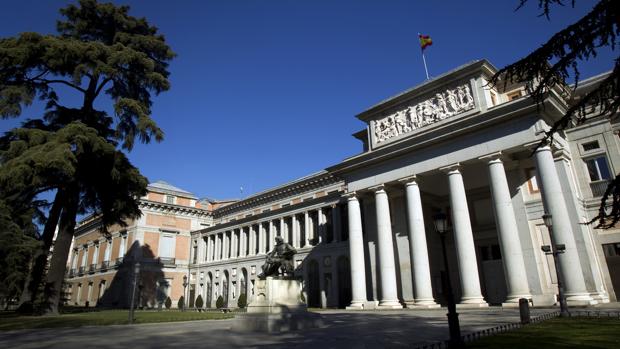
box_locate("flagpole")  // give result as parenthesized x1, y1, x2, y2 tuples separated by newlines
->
(421, 51, 430, 80)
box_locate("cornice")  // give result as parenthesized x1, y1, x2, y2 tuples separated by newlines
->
(213, 172, 343, 219)
(139, 200, 212, 217)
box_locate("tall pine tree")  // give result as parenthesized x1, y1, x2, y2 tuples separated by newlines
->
(0, 0, 174, 314)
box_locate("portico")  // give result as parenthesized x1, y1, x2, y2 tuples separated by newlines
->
(330, 60, 601, 308)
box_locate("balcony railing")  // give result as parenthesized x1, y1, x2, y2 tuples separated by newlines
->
(159, 257, 176, 266)
(88, 264, 96, 273)
(115, 257, 124, 266)
(68, 268, 76, 277)
(78, 266, 85, 276)
(100, 260, 110, 270)
(590, 180, 611, 197)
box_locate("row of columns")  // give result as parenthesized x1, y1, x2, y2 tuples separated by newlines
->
(201, 206, 345, 262)
(347, 147, 585, 309)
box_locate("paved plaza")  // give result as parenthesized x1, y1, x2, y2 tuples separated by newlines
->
(0, 307, 583, 349)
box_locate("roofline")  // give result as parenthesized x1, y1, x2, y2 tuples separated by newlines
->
(356, 59, 497, 122)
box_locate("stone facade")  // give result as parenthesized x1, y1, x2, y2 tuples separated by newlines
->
(67, 60, 620, 311)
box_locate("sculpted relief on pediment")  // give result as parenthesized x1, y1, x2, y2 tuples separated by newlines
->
(373, 83, 475, 145)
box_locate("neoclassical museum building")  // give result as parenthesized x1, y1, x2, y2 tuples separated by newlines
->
(66, 60, 620, 310)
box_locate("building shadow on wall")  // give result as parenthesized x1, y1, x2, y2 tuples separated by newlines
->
(294, 233, 352, 309)
(98, 241, 166, 309)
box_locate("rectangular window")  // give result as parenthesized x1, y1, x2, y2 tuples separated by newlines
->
(582, 140, 600, 152)
(160, 234, 175, 258)
(87, 282, 93, 303)
(586, 156, 612, 182)
(93, 244, 99, 265)
(81, 248, 88, 267)
(525, 167, 540, 193)
(72, 250, 79, 269)
(104, 240, 111, 261)
(166, 195, 175, 204)
(76, 284, 82, 304)
(119, 234, 128, 258)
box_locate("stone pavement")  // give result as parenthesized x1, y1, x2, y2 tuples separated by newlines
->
(0, 305, 617, 349)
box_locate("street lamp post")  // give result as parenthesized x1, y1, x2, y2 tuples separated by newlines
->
(433, 212, 463, 349)
(541, 214, 569, 317)
(182, 275, 188, 312)
(128, 262, 140, 324)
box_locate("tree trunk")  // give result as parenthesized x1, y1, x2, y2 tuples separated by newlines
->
(42, 185, 79, 315)
(18, 190, 64, 308)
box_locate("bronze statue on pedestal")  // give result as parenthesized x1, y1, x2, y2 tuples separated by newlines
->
(258, 236, 296, 279)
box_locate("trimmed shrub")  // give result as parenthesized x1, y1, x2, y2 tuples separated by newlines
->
(177, 296, 185, 309)
(215, 295, 224, 309)
(237, 293, 247, 308)
(195, 295, 204, 310)
(164, 296, 172, 309)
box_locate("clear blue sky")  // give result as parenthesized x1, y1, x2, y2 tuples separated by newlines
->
(0, 0, 613, 201)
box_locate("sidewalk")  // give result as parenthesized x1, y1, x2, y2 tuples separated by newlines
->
(0, 306, 573, 349)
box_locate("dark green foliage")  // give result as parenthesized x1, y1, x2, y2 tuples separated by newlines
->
(490, 0, 619, 227)
(215, 296, 224, 309)
(237, 293, 247, 308)
(164, 296, 172, 309)
(195, 295, 204, 309)
(0, 199, 40, 309)
(0, 0, 174, 314)
(177, 296, 184, 310)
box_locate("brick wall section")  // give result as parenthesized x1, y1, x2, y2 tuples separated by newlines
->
(175, 236, 189, 260)
(169, 272, 187, 300)
(146, 213, 191, 230)
(111, 236, 120, 261)
(148, 192, 164, 202)
(143, 232, 160, 257)
(97, 242, 107, 264)
(177, 197, 191, 207)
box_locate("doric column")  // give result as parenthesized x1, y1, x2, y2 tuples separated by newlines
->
(240, 228, 246, 257)
(268, 220, 274, 252)
(215, 233, 221, 261)
(443, 164, 487, 306)
(207, 236, 212, 261)
(346, 193, 368, 309)
(251, 225, 256, 255)
(317, 208, 325, 244)
(226, 231, 231, 259)
(484, 155, 532, 305)
(257, 223, 263, 254)
(372, 185, 402, 309)
(231, 230, 237, 258)
(401, 176, 439, 307)
(211, 235, 216, 261)
(202, 235, 211, 262)
(304, 211, 311, 246)
(292, 215, 299, 248)
(534, 145, 593, 303)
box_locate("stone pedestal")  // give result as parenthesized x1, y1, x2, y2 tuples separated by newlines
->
(232, 277, 323, 333)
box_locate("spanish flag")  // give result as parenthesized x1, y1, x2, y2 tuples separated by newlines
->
(419, 34, 432, 50)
